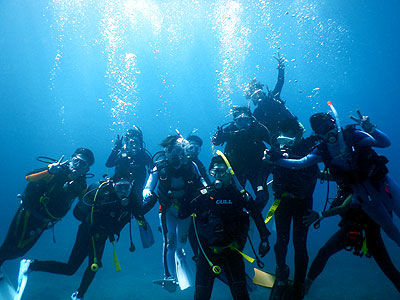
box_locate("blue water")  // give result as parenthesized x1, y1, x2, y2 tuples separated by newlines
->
(1, 0, 399, 299)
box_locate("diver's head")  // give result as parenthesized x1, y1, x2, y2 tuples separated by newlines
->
(113, 178, 133, 205)
(69, 148, 94, 179)
(232, 106, 253, 130)
(209, 156, 232, 189)
(276, 119, 304, 147)
(310, 113, 338, 144)
(244, 78, 265, 106)
(125, 126, 143, 153)
(186, 135, 203, 159)
(161, 135, 189, 168)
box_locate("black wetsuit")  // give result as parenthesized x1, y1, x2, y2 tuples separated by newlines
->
(29, 181, 143, 298)
(188, 157, 211, 260)
(105, 148, 153, 199)
(307, 188, 400, 293)
(212, 121, 270, 209)
(252, 65, 301, 142)
(0, 167, 87, 267)
(179, 184, 270, 300)
(260, 137, 319, 299)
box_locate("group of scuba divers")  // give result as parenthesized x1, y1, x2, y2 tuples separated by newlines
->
(1, 55, 400, 300)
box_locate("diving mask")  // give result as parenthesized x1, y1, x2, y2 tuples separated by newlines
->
(114, 180, 133, 200)
(276, 135, 296, 147)
(69, 155, 89, 173)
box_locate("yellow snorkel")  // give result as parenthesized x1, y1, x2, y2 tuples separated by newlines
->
(216, 150, 245, 194)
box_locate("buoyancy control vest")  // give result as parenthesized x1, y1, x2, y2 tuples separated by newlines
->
(156, 161, 201, 209)
(73, 181, 136, 235)
(23, 171, 87, 221)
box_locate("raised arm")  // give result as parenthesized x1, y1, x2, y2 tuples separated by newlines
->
(271, 54, 285, 98)
(105, 135, 123, 168)
(350, 110, 391, 148)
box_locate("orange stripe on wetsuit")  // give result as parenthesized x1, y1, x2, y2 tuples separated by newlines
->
(25, 167, 55, 182)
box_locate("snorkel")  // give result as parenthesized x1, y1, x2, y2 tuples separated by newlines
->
(327, 101, 346, 153)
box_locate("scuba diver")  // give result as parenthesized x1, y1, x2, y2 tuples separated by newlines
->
(257, 120, 320, 300)
(17, 177, 144, 300)
(106, 125, 153, 199)
(185, 134, 210, 262)
(186, 134, 211, 185)
(244, 54, 303, 144)
(142, 135, 206, 292)
(303, 185, 400, 294)
(106, 125, 154, 248)
(212, 105, 270, 210)
(0, 148, 94, 269)
(178, 154, 271, 300)
(264, 107, 400, 249)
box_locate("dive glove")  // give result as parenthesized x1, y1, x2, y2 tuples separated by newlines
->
(114, 134, 123, 150)
(259, 240, 270, 257)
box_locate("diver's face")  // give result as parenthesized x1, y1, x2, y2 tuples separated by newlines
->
(186, 142, 201, 158)
(235, 117, 252, 130)
(165, 143, 185, 167)
(250, 89, 263, 105)
(125, 138, 141, 153)
(69, 155, 89, 179)
(210, 163, 232, 188)
(320, 128, 338, 144)
(113, 181, 132, 200)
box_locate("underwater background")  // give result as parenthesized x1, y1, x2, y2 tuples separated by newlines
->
(0, 0, 399, 299)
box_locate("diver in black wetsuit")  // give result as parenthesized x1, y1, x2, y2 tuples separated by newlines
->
(23, 177, 144, 300)
(0, 148, 94, 268)
(186, 134, 210, 185)
(258, 122, 319, 300)
(244, 54, 303, 145)
(179, 155, 271, 300)
(212, 106, 270, 210)
(303, 185, 400, 294)
(106, 125, 153, 200)
(185, 134, 210, 262)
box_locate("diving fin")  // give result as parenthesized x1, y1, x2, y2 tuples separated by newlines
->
(175, 250, 194, 290)
(0, 267, 17, 299)
(14, 259, 32, 300)
(153, 278, 179, 293)
(269, 281, 290, 300)
(253, 267, 275, 288)
(138, 218, 154, 249)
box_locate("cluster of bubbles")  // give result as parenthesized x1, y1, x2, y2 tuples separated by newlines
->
(45, 0, 350, 128)
(213, 0, 251, 106)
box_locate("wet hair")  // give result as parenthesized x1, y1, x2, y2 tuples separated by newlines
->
(72, 148, 95, 166)
(231, 105, 252, 119)
(279, 118, 304, 138)
(208, 155, 227, 172)
(309, 113, 336, 134)
(160, 135, 181, 148)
